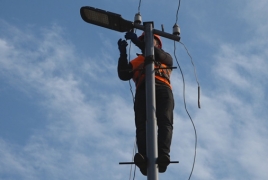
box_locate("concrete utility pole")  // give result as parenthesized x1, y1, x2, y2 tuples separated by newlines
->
(144, 22, 158, 180)
(80, 6, 180, 180)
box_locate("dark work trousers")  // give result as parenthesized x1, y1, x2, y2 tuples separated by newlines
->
(134, 84, 174, 157)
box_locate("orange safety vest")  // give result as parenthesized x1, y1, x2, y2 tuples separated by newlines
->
(130, 55, 172, 89)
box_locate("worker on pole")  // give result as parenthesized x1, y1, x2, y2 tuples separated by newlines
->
(117, 31, 174, 176)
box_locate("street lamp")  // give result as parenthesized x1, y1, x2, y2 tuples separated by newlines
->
(80, 6, 133, 32)
(80, 6, 180, 42)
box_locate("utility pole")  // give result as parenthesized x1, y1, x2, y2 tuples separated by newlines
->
(80, 6, 180, 180)
(144, 22, 158, 180)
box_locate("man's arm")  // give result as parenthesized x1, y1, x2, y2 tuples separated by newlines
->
(117, 54, 133, 81)
(154, 47, 173, 67)
(117, 39, 133, 81)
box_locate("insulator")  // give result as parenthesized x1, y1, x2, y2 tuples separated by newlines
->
(134, 13, 142, 24)
(173, 24, 180, 35)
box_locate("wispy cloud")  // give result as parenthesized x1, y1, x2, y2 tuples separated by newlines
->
(164, 1, 268, 179)
(0, 21, 135, 179)
(0, 0, 268, 179)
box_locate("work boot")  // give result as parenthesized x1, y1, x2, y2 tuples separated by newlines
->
(134, 153, 147, 176)
(157, 154, 170, 173)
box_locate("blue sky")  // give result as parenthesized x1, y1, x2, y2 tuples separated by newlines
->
(0, 1, 268, 180)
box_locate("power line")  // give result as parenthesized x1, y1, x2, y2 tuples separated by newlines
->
(179, 41, 201, 108)
(173, 40, 197, 180)
(128, 1, 143, 179)
(138, 0, 142, 13)
(175, 0, 181, 24)
(174, 0, 199, 179)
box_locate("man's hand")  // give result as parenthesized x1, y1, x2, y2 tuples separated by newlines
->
(125, 32, 138, 44)
(118, 39, 128, 55)
(125, 32, 144, 51)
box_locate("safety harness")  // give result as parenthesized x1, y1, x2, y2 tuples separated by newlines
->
(131, 55, 172, 89)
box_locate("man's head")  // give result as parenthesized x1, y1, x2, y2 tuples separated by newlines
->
(153, 38, 161, 48)
(138, 33, 162, 49)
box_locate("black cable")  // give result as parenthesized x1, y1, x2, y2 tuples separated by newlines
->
(179, 42, 200, 89)
(127, 36, 137, 180)
(174, 41, 197, 180)
(179, 41, 201, 108)
(138, 0, 142, 13)
(132, 140, 137, 180)
(129, 1, 143, 178)
(128, 41, 135, 104)
(128, 138, 137, 180)
(174, 1, 199, 179)
(132, 166, 136, 180)
(175, 0, 181, 24)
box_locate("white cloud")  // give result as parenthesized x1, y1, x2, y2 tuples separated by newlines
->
(0, 1, 268, 179)
(0, 21, 136, 179)
(164, 1, 268, 179)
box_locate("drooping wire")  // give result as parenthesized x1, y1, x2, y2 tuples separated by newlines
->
(175, 0, 200, 94)
(179, 42, 199, 86)
(174, 0, 199, 179)
(175, 0, 201, 108)
(174, 41, 197, 180)
(179, 41, 201, 108)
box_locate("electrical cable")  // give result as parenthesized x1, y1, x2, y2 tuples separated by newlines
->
(127, 0, 143, 104)
(174, 41, 197, 180)
(175, 0, 200, 105)
(128, 41, 135, 104)
(179, 41, 201, 108)
(128, 1, 143, 179)
(138, 0, 142, 13)
(132, 140, 137, 180)
(174, 0, 199, 179)
(127, 35, 136, 180)
(128, 138, 137, 180)
(175, 0, 181, 24)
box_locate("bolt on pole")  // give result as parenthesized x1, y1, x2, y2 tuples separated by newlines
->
(144, 22, 159, 180)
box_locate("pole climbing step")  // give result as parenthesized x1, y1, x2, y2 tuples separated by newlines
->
(119, 161, 179, 165)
